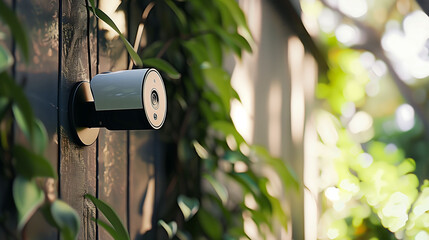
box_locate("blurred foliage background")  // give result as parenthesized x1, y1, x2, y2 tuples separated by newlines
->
(301, 0, 429, 239)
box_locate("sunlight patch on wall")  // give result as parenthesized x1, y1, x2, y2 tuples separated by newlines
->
(268, 81, 282, 157)
(288, 36, 305, 146)
(99, 0, 126, 40)
(140, 177, 155, 235)
(231, 99, 254, 144)
(304, 116, 318, 240)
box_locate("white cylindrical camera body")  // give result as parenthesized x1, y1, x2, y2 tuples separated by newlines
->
(90, 68, 167, 130)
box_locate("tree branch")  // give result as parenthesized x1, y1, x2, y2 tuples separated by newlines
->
(268, 0, 329, 73)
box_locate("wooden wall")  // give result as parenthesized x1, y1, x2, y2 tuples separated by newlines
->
(4, 0, 165, 239)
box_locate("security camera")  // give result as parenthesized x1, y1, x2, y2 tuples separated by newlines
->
(69, 68, 167, 145)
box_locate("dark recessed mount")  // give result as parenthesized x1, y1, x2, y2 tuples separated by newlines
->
(69, 81, 100, 146)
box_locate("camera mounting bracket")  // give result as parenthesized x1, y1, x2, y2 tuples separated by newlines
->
(69, 81, 100, 146)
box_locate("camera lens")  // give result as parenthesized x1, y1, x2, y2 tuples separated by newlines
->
(151, 89, 159, 110)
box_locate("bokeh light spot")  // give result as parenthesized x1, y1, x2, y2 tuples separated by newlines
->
(416, 231, 429, 240)
(335, 24, 360, 46)
(358, 153, 373, 168)
(338, 0, 367, 18)
(348, 111, 373, 134)
(325, 186, 340, 201)
(327, 228, 340, 239)
(395, 104, 415, 131)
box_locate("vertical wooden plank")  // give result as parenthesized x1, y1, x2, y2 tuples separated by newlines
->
(13, 0, 60, 238)
(59, 1, 96, 239)
(129, 131, 158, 240)
(97, 130, 127, 239)
(97, 1, 128, 238)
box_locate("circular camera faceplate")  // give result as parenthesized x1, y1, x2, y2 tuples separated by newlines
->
(142, 69, 167, 129)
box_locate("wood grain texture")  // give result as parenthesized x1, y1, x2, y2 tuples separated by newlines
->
(129, 131, 160, 240)
(96, 8, 129, 238)
(59, 1, 97, 239)
(97, 129, 127, 240)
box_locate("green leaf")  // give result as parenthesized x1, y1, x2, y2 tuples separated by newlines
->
(92, 218, 120, 240)
(259, 179, 288, 231)
(210, 121, 246, 146)
(0, 45, 13, 72)
(120, 35, 143, 67)
(202, 67, 233, 111)
(51, 200, 80, 240)
(203, 34, 223, 67)
(141, 41, 164, 59)
(143, 58, 181, 79)
(0, 72, 35, 140)
(193, 141, 209, 159)
(13, 145, 56, 179)
(217, 0, 250, 33)
(40, 203, 59, 228)
(87, 0, 97, 16)
(0, 0, 29, 62)
(164, 0, 187, 27)
(202, 90, 228, 117)
(189, 63, 205, 88)
(251, 145, 299, 190)
(213, 26, 252, 56)
(0, 97, 10, 121)
(158, 220, 177, 239)
(215, 1, 237, 30)
(182, 40, 209, 63)
(229, 33, 252, 53)
(230, 172, 260, 195)
(398, 158, 416, 175)
(12, 103, 33, 140)
(88, 6, 142, 66)
(203, 174, 228, 205)
(85, 194, 130, 240)
(13, 176, 45, 230)
(211, 26, 241, 57)
(247, 208, 270, 231)
(176, 230, 191, 240)
(177, 195, 199, 221)
(198, 209, 222, 240)
(32, 119, 48, 154)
